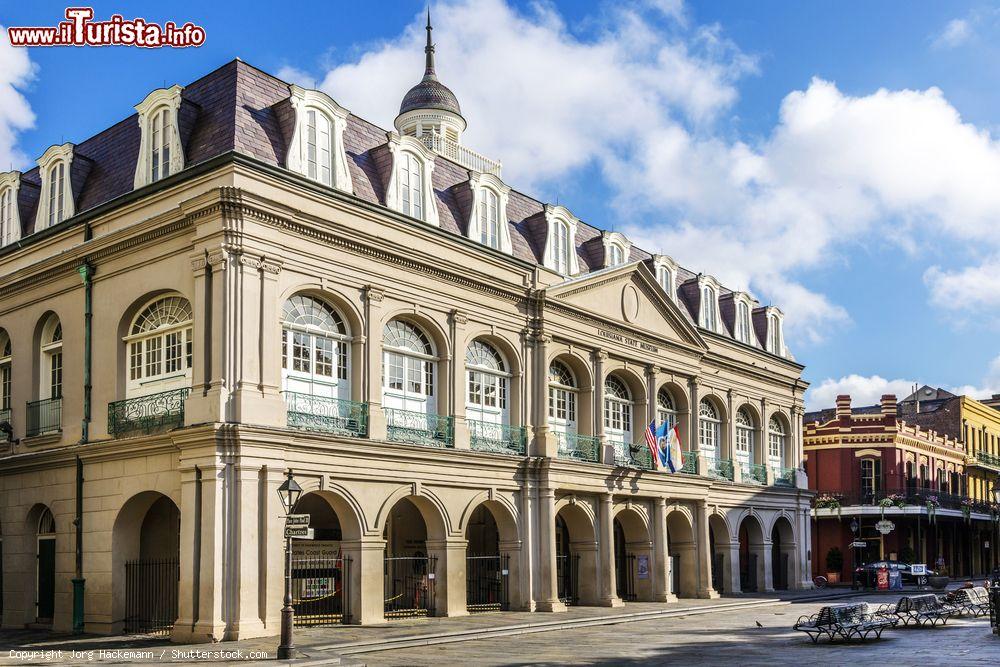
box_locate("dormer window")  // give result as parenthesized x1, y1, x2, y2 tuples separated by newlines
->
(467, 173, 512, 253)
(602, 231, 631, 268)
(542, 205, 580, 275)
(653, 255, 677, 302)
(286, 86, 353, 192)
(387, 134, 438, 226)
(134, 86, 185, 188)
(0, 172, 22, 247)
(399, 152, 423, 220)
(305, 109, 331, 184)
(480, 189, 499, 248)
(736, 301, 752, 344)
(767, 312, 784, 356)
(609, 244, 624, 266)
(35, 143, 75, 231)
(700, 284, 718, 330)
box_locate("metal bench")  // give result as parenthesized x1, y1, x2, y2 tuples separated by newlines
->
(793, 602, 898, 643)
(894, 593, 959, 627)
(950, 587, 991, 617)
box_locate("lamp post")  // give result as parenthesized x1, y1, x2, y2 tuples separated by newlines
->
(850, 518, 860, 590)
(277, 470, 302, 660)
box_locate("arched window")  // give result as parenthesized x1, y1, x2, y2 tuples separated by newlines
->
(554, 220, 570, 274)
(305, 109, 333, 186)
(38, 507, 55, 535)
(150, 107, 173, 182)
(48, 163, 65, 227)
(736, 301, 752, 344)
(698, 399, 720, 458)
(0, 329, 10, 414)
(700, 285, 717, 330)
(735, 408, 754, 465)
(281, 295, 349, 398)
(398, 152, 424, 220)
(40, 315, 62, 400)
(656, 387, 676, 432)
(382, 320, 435, 413)
(547, 360, 577, 435)
(608, 244, 624, 267)
(658, 267, 674, 300)
(767, 416, 786, 468)
(465, 340, 508, 424)
(0, 186, 13, 246)
(603, 376, 632, 446)
(126, 296, 193, 396)
(479, 189, 500, 249)
(767, 314, 783, 355)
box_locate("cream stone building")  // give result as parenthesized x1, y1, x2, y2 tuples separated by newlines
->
(0, 21, 812, 643)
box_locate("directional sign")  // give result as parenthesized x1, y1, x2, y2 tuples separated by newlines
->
(285, 514, 310, 527)
(284, 526, 314, 539)
(850, 541, 867, 548)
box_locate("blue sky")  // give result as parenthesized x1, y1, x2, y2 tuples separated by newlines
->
(3, 0, 1000, 408)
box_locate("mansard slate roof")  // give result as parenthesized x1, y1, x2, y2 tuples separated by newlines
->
(4, 59, 784, 354)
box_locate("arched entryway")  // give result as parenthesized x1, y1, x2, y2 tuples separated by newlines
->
(554, 501, 598, 605)
(464, 500, 519, 612)
(111, 492, 180, 634)
(290, 492, 349, 626)
(737, 514, 766, 593)
(382, 496, 446, 618)
(26, 505, 57, 626)
(613, 508, 653, 602)
(666, 509, 697, 598)
(707, 513, 730, 594)
(771, 516, 795, 591)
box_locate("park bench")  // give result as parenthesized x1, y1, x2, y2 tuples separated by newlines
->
(793, 602, 898, 643)
(950, 587, 991, 617)
(893, 594, 959, 627)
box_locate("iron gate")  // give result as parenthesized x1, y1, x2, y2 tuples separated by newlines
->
(292, 554, 351, 627)
(384, 555, 436, 619)
(617, 553, 637, 602)
(467, 554, 509, 612)
(124, 558, 179, 636)
(741, 554, 758, 592)
(712, 553, 724, 593)
(556, 553, 580, 605)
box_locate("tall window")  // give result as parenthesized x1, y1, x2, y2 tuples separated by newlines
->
(305, 109, 333, 186)
(479, 189, 500, 249)
(736, 301, 752, 344)
(656, 388, 677, 432)
(905, 461, 916, 493)
(658, 267, 674, 300)
(700, 286, 717, 330)
(48, 163, 65, 227)
(860, 458, 881, 503)
(735, 408, 754, 465)
(126, 296, 193, 397)
(767, 416, 786, 469)
(40, 315, 62, 400)
(554, 220, 570, 274)
(150, 107, 173, 183)
(0, 187, 13, 246)
(603, 376, 632, 446)
(399, 152, 423, 220)
(465, 340, 508, 424)
(608, 244, 624, 267)
(382, 320, 435, 413)
(547, 360, 577, 435)
(281, 295, 349, 399)
(698, 399, 721, 458)
(767, 314, 783, 354)
(0, 330, 11, 413)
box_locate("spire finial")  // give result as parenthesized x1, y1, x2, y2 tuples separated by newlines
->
(424, 7, 436, 79)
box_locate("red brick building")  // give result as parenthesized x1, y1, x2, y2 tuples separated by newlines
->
(804, 394, 998, 583)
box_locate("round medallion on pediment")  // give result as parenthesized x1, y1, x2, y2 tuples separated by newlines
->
(622, 284, 641, 323)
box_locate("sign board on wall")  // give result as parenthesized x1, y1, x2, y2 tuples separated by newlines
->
(910, 563, 926, 575)
(293, 540, 341, 558)
(637, 555, 649, 580)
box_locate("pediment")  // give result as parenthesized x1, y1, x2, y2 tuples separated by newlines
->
(544, 262, 707, 350)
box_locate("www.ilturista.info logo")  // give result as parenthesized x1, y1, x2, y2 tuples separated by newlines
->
(7, 7, 206, 48)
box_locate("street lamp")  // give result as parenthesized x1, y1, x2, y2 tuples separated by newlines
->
(277, 470, 302, 660)
(850, 519, 860, 590)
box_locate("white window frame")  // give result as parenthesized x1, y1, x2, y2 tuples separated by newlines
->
(733, 293, 756, 346)
(286, 86, 353, 193)
(39, 315, 62, 401)
(698, 398, 721, 459)
(280, 295, 351, 400)
(547, 360, 578, 436)
(134, 86, 185, 188)
(35, 144, 75, 231)
(386, 134, 439, 226)
(656, 387, 677, 432)
(603, 375, 632, 447)
(467, 173, 513, 253)
(697, 276, 722, 333)
(766, 309, 785, 356)
(465, 340, 509, 425)
(124, 296, 194, 398)
(0, 330, 11, 413)
(652, 255, 677, 302)
(767, 415, 786, 468)
(382, 319, 437, 415)
(735, 407, 754, 466)
(543, 205, 580, 275)
(601, 231, 632, 268)
(0, 172, 23, 247)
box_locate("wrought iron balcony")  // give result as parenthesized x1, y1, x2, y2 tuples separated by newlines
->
(468, 420, 526, 456)
(284, 392, 368, 438)
(612, 441, 654, 470)
(0, 408, 9, 425)
(108, 388, 189, 438)
(417, 134, 502, 176)
(26, 397, 62, 437)
(972, 451, 1000, 472)
(703, 456, 734, 481)
(741, 461, 768, 485)
(385, 408, 453, 448)
(555, 432, 600, 463)
(772, 466, 796, 487)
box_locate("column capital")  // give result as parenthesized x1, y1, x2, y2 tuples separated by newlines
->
(364, 284, 386, 304)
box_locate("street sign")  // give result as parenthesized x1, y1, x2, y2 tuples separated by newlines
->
(911, 563, 926, 575)
(285, 514, 310, 527)
(874, 519, 895, 535)
(284, 526, 314, 539)
(850, 541, 867, 548)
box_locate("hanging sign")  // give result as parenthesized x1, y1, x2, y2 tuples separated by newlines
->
(284, 526, 314, 539)
(875, 520, 895, 535)
(285, 514, 310, 527)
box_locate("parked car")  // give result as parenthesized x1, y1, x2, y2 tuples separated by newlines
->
(854, 561, 935, 587)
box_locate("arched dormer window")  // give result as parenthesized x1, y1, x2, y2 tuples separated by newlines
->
(134, 86, 185, 188)
(387, 134, 438, 226)
(0, 329, 11, 416)
(0, 172, 22, 247)
(287, 86, 353, 193)
(543, 205, 580, 275)
(399, 152, 423, 220)
(467, 173, 512, 253)
(652, 255, 678, 302)
(767, 310, 785, 356)
(35, 144, 75, 231)
(698, 398, 721, 459)
(700, 284, 718, 331)
(609, 244, 624, 266)
(125, 296, 193, 397)
(735, 407, 754, 466)
(602, 231, 631, 268)
(547, 360, 577, 436)
(735, 298, 753, 345)
(281, 295, 350, 399)
(480, 189, 499, 248)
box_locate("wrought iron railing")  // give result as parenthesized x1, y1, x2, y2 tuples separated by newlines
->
(741, 461, 767, 485)
(468, 420, 526, 456)
(284, 392, 368, 438)
(678, 450, 698, 474)
(385, 408, 453, 448)
(772, 466, 796, 487)
(974, 451, 1000, 471)
(108, 388, 189, 438)
(0, 408, 10, 424)
(555, 432, 600, 463)
(703, 455, 734, 481)
(417, 134, 502, 176)
(612, 440, 654, 470)
(26, 397, 62, 437)
(814, 487, 994, 513)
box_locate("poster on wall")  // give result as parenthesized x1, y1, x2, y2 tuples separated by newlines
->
(637, 555, 649, 580)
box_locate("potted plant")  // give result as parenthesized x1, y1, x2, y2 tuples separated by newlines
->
(825, 546, 844, 584)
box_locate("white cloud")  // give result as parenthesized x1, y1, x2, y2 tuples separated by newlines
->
(924, 258, 1000, 319)
(0, 27, 36, 170)
(933, 18, 972, 49)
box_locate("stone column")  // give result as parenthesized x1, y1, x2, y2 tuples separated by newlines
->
(754, 541, 773, 593)
(531, 333, 558, 458)
(695, 500, 720, 599)
(232, 461, 267, 639)
(687, 377, 700, 457)
(450, 311, 470, 450)
(184, 250, 229, 424)
(499, 539, 524, 610)
(598, 493, 624, 607)
(363, 286, 387, 440)
(261, 466, 285, 630)
(172, 465, 200, 642)
(341, 536, 387, 625)
(725, 542, 742, 594)
(536, 487, 566, 612)
(426, 538, 469, 617)
(594, 351, 613, 465)
(652, 497, 675, 602)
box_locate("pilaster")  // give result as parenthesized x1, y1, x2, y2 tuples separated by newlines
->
(597, 493, 623, 607)
(363, 286, 387, 440)
(695, 500, 719, 599)
(425, 537, 470, 617)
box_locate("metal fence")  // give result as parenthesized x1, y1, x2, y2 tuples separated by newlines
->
(284, 393, 368, 438)
(617, 553, 637, 602)
(466, 554, 509, 612)
(384, 555, 436, 619)
(385, 409, 454, 448)
(556, 553, 580, 605)
(555, 432, 600, 463)
(468, 421, 526, 456)
(108, 388, 189, 438)
(291, 555, 351, 627)
(123, 558, 179, 636)
(26, 397, 61, 437)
